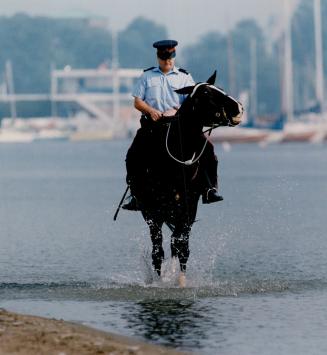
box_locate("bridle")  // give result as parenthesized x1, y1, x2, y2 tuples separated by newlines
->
(165, 83, 231, 166)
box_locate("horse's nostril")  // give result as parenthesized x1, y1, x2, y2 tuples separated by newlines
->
(215, 112, 220, 118)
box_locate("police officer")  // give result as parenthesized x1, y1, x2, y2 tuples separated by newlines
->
(133, 40, 194, 121)
(123, 40, 223, 210)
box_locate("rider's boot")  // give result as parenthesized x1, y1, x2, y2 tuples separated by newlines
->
(122, 194, 141, 211)
(202, 188, 224, 204)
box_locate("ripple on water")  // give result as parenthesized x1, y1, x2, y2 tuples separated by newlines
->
(2, 278, 326, 302)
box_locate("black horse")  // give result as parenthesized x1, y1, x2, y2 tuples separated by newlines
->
(125, 71, 243, 285)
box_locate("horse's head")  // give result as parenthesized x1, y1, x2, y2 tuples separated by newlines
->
(176, 71, 244, 127)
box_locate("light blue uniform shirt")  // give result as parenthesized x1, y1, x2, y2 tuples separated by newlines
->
(132, 66, 195, 112)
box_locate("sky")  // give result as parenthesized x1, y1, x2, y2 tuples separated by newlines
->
(0, 0, 299, 45)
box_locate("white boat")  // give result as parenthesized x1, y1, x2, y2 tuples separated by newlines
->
(281, 120, 327, 142)
(209, 126, 271, 143)
(0, 128, 35, 143)
(34, 129, 70, 142)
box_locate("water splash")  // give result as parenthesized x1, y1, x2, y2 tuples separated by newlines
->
(2, 278, 326, 303)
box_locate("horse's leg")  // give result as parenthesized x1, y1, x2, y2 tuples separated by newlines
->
(171, 224, 191, 288)
(170, 196, 199, 287)
(171, 223, 191, 274)
(147, 219, 165, 276)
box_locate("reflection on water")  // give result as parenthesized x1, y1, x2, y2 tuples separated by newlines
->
(122, 300, 214, 349)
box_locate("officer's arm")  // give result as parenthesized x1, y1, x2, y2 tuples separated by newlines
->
(134, 97, 163, 122)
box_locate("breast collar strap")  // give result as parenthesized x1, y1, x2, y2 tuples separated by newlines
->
(165, 123, 210, 165)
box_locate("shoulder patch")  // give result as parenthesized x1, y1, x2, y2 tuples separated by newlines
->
(178, 68, 189, 75)
(143, 66, 155, 72)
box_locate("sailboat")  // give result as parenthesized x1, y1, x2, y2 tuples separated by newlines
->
(212, 0, 327, 144)
(280, 0, 327, 143)
(210, 36, 275, 143)
(0, 61, 36, 143)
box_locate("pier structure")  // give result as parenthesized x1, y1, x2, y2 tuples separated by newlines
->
(0, 66, 143, 138)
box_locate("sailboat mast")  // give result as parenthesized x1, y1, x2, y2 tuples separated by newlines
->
(250, 38, 257, 118)
(112, 29, 120, 123)
(314, 0, 324, 112)
(283, 0, 294, 123)
(227, 33, 236, 96)
(5, 60, 17, 124)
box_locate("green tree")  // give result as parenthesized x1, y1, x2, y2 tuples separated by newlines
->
(182, 32, 229, 89)
(118, 17, 167, 68)
(231, 20, 280, 114)
(182, 19, 280, 115)
(0, 13, 112, 94)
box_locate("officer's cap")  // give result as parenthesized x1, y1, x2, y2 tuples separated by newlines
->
(153, 40, 178, 60)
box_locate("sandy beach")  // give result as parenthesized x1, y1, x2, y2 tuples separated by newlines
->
(0, 309, 188, 355)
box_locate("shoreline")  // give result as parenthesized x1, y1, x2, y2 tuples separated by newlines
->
(0, 308, 188, 354)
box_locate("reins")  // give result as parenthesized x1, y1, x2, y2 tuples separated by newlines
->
(163, 82, 236, 166)
(165, 122, 215, 166)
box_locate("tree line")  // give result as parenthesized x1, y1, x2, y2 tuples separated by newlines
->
(0, 0, 324, 118)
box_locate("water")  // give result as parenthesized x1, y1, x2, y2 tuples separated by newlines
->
(0, 140, 327, 354)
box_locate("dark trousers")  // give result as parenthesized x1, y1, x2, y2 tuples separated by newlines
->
(199, 137, 219, 191)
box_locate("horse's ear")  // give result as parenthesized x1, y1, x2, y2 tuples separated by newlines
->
(175, 86, 194, 95)
(207, 71, 217, 85)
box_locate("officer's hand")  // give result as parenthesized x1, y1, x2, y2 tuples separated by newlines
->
(163, 108, 177, 117)
(149, 109, 163, 121)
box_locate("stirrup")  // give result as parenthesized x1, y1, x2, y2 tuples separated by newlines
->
(122, 195, 140, 211)
(202, 188, 224, 204)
